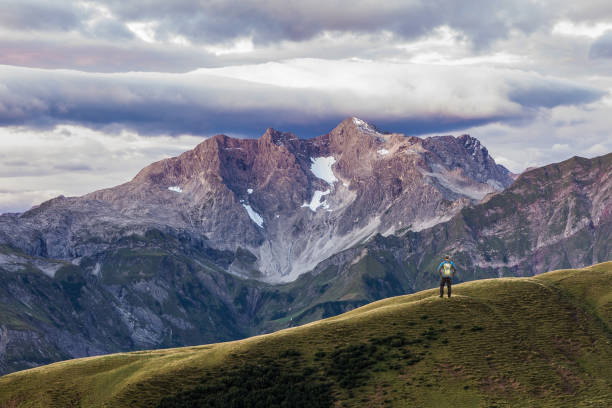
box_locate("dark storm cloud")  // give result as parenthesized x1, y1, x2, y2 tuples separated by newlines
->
(508, 78, 605, 108)
(590, 31, 612, 58)
(0, 64, 604, 137)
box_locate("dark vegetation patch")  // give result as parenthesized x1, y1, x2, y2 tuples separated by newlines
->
(54, 265, 86, 310)
(157, 352, 332, 408)
(325, 333, 426, 389)
(326, 343, 380, 388)
(157, 331, 435, 408)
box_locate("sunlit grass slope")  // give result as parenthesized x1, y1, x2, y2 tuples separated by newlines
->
(1, 262, 611, 408)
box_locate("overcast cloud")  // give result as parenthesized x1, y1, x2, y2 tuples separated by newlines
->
(0, 0, 611, 212)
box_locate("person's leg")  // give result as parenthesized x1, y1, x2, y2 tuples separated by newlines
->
(447, 278, 452, 297)
(440, 277, 444, 297)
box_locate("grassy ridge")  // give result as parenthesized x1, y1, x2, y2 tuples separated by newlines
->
(1, 262, 611, 407)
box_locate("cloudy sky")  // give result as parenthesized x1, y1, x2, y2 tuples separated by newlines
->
(1, 0, 611, 213)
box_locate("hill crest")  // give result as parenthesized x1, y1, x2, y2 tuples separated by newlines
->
(1, 262, 611, 408)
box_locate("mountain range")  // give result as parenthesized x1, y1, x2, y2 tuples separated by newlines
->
(0, 117, 514, 282)
(0, 118, 610, 374)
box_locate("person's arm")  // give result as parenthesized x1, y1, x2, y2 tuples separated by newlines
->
(451, 261, 457, 277)
(437, 262, 443, 277)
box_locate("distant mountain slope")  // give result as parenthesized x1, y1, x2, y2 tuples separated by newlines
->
(315, 152, 612, 293)
(1, 262, 611, 408)
(0, 117, 512, 282)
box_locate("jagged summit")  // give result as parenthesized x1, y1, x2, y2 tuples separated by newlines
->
(0, 119, 514, 282)
(260, 127, 299, 145)
(348, 116, 383, 133)
(330, 116, 387, 140)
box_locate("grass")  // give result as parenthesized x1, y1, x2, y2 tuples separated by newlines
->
(1, 261, 611, 407)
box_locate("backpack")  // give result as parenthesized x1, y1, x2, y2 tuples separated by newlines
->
(442, 262, 453, 277)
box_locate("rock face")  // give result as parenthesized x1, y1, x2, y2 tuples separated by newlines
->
(0, 117, 513, 282)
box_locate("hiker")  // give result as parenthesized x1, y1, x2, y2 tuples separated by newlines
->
(438, 255, 456, 298)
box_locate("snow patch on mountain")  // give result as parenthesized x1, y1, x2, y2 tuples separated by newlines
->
(168, 186, 182, 193)
(310, 156, 338, 185)
(352, 117, 381, 135)
(302, 190, 331, 212)
(377, 149, 390, 155)
(242, 204, 264, 228)
(247, 188, 253, 194)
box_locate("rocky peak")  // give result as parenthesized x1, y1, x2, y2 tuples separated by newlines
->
(1, 117, 520, 283)
(349, 116, 384, 133)
(325, 117, 388, 157)
(458, 134, 487, 157)
(331, 116, 384, 137)
(260, 128, 299, 146)
(420, 134, 512, 190)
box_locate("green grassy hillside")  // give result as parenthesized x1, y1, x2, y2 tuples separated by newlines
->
(1, 262, 611, 408)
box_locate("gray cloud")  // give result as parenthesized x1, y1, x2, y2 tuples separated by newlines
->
(0, 189, 62, 214)
(0, 37, 219, 72)
(0, 128, 205, 213)
(88, 18, 135, 40)
(0, 62, 604, 137)
(0, 29, 442, 73)
(590, 31, 612, 58)
(557, 0, 612, 22)
(3, 160, 28, 167)
(1, 1, 610, 75)
(90, 0, 549, 47)
(508, 77, 604, 108)
(53, 163, 93, 172)
(0, 0, 553, 49)
(0, 1, 83, 31)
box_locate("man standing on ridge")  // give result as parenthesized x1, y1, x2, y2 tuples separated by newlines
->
(438, 255, 456, 298)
